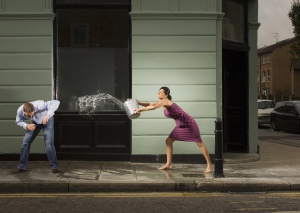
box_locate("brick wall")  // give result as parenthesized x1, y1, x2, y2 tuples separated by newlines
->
(271, 44, 293, 100)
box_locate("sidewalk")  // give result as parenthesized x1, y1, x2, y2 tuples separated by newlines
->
(0, 140, 299, 193)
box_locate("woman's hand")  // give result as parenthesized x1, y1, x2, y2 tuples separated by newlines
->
(135, 108, 142, 114)
(136, 99, 141, 105)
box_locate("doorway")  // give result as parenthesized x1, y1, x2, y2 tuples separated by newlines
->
(222, 49, 249, 153)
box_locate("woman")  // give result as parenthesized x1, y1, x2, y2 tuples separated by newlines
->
(135, 87, 213, 173)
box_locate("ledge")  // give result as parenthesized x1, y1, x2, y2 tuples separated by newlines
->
(130, 11, 224, 20)
(0, 12, 55, 20)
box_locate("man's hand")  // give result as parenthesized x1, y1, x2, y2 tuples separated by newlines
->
(42, 115, 50, 125)
(27, 124, 36, 131)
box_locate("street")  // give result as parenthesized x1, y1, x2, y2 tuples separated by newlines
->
(0, 192, 300, 213)
(258, 125, 300, 147)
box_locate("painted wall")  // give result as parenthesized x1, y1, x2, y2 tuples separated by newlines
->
(130, 0, 223, 155)
(0, 0, 54, 153)
(0, 0, 259, 156)
(248, 0, 260, 153)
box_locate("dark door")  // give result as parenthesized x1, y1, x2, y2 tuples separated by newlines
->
(222, 49, 248, 153)
(53, 0, 132, 160)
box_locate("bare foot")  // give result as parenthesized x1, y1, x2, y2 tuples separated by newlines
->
(159, 164, 172, 170)
(204, 164, 213, 173)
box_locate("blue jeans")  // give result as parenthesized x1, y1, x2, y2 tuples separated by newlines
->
(18, 117, 58, 170)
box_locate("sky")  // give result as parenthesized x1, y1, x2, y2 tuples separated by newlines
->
(258, 0, 295, 48)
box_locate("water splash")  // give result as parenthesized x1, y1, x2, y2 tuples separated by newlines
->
(78, 91, 124, 114)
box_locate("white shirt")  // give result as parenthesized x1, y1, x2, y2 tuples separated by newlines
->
(16, 100, 60, 130)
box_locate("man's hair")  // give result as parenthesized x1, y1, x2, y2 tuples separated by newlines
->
(23, 102, 34, 113)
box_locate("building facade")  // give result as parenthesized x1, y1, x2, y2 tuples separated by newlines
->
(258, 38, 300, 102)
(0, 0, 259, 162)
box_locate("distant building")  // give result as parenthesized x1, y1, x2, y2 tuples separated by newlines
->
(257, 37, 300, 102)
(291, 59, 300, 100)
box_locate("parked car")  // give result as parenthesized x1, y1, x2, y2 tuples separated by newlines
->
(257, 99, 275, 125)
(270, 100, 300, 133)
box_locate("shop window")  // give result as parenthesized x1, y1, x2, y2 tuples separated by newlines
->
(55, 8, 130, 111)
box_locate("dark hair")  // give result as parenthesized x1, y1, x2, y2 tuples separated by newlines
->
(160, 86, 172, 100)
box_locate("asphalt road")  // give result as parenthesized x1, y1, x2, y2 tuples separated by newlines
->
(0, 192, 300, 213)
(258, 125, 300, 147)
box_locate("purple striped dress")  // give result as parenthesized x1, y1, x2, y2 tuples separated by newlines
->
(164, 103, 203, 142)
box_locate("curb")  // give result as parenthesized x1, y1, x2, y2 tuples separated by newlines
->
(0, 179, 299, 193)
(224, 153, 261, 164)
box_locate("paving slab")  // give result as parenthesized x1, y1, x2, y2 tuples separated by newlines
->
(0, 140, 299, 193)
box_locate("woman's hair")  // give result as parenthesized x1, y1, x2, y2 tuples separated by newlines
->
(160, 86, 172, 100)
(23, 102, 34, 113)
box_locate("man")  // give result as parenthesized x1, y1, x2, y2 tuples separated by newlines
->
(13, 100, 60, 173)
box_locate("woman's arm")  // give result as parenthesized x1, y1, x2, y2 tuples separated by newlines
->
(137, 100, 150, 107)
(136, 100, 167, 113)
(137, 100, 157, 107)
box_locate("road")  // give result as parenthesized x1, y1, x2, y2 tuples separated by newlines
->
(258, 125, 300, 147)
(0, 192, 300, 213)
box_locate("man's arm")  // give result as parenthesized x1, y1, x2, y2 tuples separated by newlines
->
(15, 106, 28, 130)
(45, 100, 60, 117)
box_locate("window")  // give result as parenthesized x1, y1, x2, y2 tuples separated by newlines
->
(296, 103, 300, 112)
(262, 71, 266, 82)
(71, 23, 89, 47)
(263, 90, 268, 96)
(262, 55, 266, 64)
(55, 8, 130, 111)
(267, 54, 270, 63)
(267, 70, 270, 82)
(257, 100, 274, 109)
(257, 57, 260, 65)
(275, 102, 285, 113)
(285, 103, 296, 114)
(222, 0, 246, 43)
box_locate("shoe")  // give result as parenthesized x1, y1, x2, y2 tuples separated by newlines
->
(51, 169, 60, 173)
(12, 168, 26, 173)
(159, 164, 172, 170)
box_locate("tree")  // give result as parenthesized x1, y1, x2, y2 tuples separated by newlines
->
(288, 0, 300, 58)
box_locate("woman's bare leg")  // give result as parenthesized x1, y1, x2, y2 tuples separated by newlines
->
(196, 142, 213, 173)
(159, 137, 175, 170)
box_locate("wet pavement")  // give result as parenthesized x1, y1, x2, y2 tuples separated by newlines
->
(0, 140, 300, 193)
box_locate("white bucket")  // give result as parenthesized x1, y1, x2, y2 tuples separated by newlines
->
(123, 99, 140, 119)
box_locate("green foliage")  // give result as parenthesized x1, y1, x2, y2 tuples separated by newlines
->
(290, 40, 300, 58)
(288, 0, 300, 58)
(289, 0, 300, 35)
